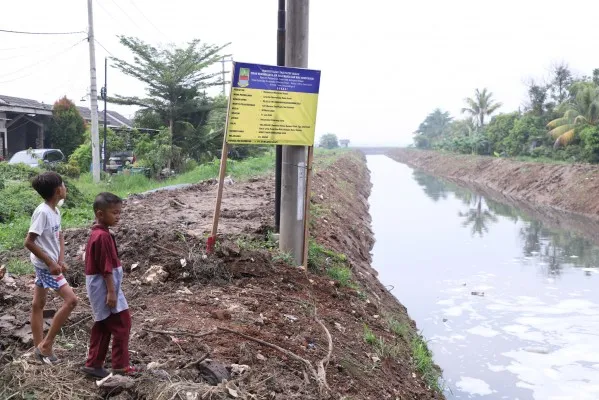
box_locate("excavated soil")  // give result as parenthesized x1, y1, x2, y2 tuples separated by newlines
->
(0, 153, 442, 400)
(388, 149, 599, 218)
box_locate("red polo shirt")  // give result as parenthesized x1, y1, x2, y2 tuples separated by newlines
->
(85, 225, 120, 276)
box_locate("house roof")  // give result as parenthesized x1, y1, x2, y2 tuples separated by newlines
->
(0, 94, 134, 129)
(0, 94, 52, 115)
(76, 107, 133, 129)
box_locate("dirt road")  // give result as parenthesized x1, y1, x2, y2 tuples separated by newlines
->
(0, 152, 442, 400)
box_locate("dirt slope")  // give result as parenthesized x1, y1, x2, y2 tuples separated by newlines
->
(0, 152, 441, 400)
(388, 149, 599, 220)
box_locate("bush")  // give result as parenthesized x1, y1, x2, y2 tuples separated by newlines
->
(69, 142, 92, 173)
(42, 162, 81, 178)
(0, 162, 39, 181)
(0, 182, 40, 223)
(580, 126, 599, 163)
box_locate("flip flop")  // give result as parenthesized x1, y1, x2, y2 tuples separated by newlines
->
(34, 347, 61, 365)
(112, 365, 142, 376)
(81, 366, 110, 378)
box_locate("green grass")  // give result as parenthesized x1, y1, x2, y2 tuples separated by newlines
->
(327, 265, 353, 287)
(363, 324, 377, 346)
(388, 318, 409, 339)
(412, 333, 443, 393)
(0, 152, 276, 255)
(307, 239, 357, 288)
(5, 258, 34, 275)
(513, 155, 571, 164)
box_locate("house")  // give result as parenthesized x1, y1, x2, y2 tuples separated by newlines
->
(0, 94, 134, 160)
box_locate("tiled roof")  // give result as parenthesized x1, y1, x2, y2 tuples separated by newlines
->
(0, 94, 133, 128)
(0, 94, 52, 114)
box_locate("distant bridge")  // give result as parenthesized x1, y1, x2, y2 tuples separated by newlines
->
(353, 147, 399, 155)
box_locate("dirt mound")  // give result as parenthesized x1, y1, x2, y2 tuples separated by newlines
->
(0, 153, 441, 400)
(389, 148, 599, 219)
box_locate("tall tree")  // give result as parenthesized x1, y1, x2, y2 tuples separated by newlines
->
(49, 97, 86, 158)
(549, 62, 573, 105)
(525, 80, 549, 116)
(319, 133, 339, 149)
(414, 108, 452, 148)
(112, 36, 229, 149)
(547, 85, 599, 148)
(461, 88, 502, 127)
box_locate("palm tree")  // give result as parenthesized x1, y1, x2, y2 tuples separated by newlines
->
(547, 85, 599, 148)
(461, 88, 502, 127)
(459, 195, 498, 237)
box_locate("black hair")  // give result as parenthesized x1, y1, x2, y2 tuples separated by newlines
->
(93, 192, 122, 212)
(31, 172, 63, 200)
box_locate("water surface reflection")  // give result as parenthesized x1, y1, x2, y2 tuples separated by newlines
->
(369, 155, 599, 399)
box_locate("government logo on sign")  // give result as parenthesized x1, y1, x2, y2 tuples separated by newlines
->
(238, 68, 250, 87)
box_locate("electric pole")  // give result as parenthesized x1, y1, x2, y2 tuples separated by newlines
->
(102, 57, 108, 171)
(219, 56, 233, 96)
(280, 0, 309, 265)
(87, 0, 101, 183)
(275, 0, 285, 233)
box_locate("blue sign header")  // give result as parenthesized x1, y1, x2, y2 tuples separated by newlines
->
(231, 62, 321, 94)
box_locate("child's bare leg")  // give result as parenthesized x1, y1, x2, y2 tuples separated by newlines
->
(38, 285, 78, 355)
(31, 286, 48, 347)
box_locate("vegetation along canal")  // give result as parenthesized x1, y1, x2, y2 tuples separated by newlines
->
(367, 155, 599, 399)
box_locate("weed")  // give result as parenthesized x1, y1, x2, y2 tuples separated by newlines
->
(363, 324, 377, 346)
(272, 251, 294, 265)
(327, 266, 355, 288)
(5, 258, 34, 275)
(374, 337, 401, 359)
(388, 318, 409, 339)
(412, 333, 443, 393)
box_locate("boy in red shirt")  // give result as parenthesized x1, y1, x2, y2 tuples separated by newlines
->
(81, 192, 138, 378)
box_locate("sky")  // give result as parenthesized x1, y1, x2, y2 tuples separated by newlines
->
(1, 0, 598, 147)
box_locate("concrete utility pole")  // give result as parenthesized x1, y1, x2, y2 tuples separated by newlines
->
(274, 0, 286, 233)
(87, 0, 101, 183)
(280, 0, 309, 265)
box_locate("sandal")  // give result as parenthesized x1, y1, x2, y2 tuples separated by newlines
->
(34, 347, 61, 365)
(81, 366, 110, 378)
(112, 365, 142, 376)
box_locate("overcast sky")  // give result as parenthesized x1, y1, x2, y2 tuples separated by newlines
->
(2, 0, 598, 147)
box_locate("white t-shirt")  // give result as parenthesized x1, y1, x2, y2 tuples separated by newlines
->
(29, 203, 61, 270)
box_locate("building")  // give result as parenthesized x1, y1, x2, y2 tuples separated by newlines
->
(0, 94, 134, 160)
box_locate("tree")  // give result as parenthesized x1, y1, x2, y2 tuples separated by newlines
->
(112, 36, 229, 164)
(485, 112, 519, 154)
(49, 97, 86, 158)
(549, 63, 573, 105)
(547, 85, 599, 148)
(525, 80, 549, 116)
(461, 88, 502, 128)
(319, 134, 339, 149)
(413, 109, 452, 148)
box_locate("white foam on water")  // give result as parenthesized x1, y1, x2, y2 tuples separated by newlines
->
(455, 377, 494, 396)
(467, 325, 500, 338)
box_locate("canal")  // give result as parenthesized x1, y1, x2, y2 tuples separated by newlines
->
(367, 155, 599, 399)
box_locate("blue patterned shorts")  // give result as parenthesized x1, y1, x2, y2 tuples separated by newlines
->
(34, 267, 68, 290)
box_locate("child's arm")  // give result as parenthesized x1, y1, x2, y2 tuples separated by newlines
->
(24, 233, 61, 275)
(58, 232, 67, 272)
(104, 274, 117, 308)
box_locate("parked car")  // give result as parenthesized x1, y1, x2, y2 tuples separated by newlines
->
(106, 151, 135, 174)
(8, 149, 65, 168)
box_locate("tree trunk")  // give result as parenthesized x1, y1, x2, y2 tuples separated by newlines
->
(167, 117, 173, 171)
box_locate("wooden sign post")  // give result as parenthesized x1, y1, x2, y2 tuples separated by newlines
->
(207, 62, 321, 256)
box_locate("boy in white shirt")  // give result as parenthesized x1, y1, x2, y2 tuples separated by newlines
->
(24, 172, 78, 365)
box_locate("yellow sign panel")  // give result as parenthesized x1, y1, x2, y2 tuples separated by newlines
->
(225, 62, 321, 146)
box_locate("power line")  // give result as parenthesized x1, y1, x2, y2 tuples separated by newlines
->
(95, 39, 115, 58)
(128, 0, 170, 41)
(0, 28, 85, 35)
(0, 38, 86, 83)
(107, 0, 146, 34)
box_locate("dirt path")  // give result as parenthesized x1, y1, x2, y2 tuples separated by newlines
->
(0, 153, 442, 400)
